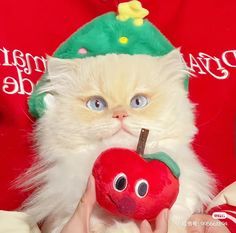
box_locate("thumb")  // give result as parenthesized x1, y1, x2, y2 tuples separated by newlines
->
(154, 209, 169, 233)
(75, 175, 96, 220)
(140, 220, 153, 233)
(61, 175, 96, 233)
(139, 209, 169, 233)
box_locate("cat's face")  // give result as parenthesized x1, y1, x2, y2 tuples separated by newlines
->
(37, 51, 196, 153)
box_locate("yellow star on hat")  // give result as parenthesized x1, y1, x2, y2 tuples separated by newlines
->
(116, 0, 149, 26)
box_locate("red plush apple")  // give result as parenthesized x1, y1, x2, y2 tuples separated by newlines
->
(92, 129, 180, 220)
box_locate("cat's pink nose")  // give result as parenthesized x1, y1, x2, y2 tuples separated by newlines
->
(112, 110, 128, 120)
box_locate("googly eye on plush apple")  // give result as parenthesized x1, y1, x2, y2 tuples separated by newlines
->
(113, 173, 149, 198)
(92, 128, 180, 221)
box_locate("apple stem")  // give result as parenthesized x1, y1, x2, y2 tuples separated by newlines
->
(136, 128, 149, 156)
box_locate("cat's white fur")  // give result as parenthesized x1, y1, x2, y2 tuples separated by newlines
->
(21, 50, 215, 233)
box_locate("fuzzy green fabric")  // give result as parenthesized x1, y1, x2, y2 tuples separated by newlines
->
(29, 78, 47, 118)
(143, 152, 180, 178)
(29, 12, 189, 118)
(29, 90, 46, 118)
(54, 13, 174, 59)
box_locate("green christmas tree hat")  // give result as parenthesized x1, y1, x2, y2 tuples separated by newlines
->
(29, 0, 188, 118)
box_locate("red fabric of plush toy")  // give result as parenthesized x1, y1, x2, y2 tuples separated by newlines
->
(93, 147, 179, 220)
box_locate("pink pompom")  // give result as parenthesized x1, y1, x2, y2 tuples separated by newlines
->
(78, 48, 87, 54)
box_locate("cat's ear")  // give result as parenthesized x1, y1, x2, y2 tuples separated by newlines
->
(159, 48, 186, 71)
(157, 49, 189, 87)
(38, 56, 80, 95)
(46, 55, 78, 78)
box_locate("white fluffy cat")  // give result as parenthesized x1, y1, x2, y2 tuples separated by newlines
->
(21, 50, 215, 233)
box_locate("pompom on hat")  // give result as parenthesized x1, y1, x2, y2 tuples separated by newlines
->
(29, 0, 188, 118)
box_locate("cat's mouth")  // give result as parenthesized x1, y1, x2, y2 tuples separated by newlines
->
(112, 125, 134, 137)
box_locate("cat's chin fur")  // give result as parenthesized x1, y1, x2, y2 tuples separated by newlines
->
(20, 51, 216, 233)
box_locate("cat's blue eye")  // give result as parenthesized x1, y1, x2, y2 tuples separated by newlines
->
(130, 95, 149, 109)
(86, 96, 107, 111)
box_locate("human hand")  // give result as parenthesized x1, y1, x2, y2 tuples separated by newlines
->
(186, 214, 230, 233)
(60, 175, 169, 233)
(139, 209, 169, 233)
(60, 175, 96, 233)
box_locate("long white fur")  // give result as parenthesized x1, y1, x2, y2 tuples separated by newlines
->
(21, 50, 216, 233)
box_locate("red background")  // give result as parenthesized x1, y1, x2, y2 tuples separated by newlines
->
(0, 0, 236, 210)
